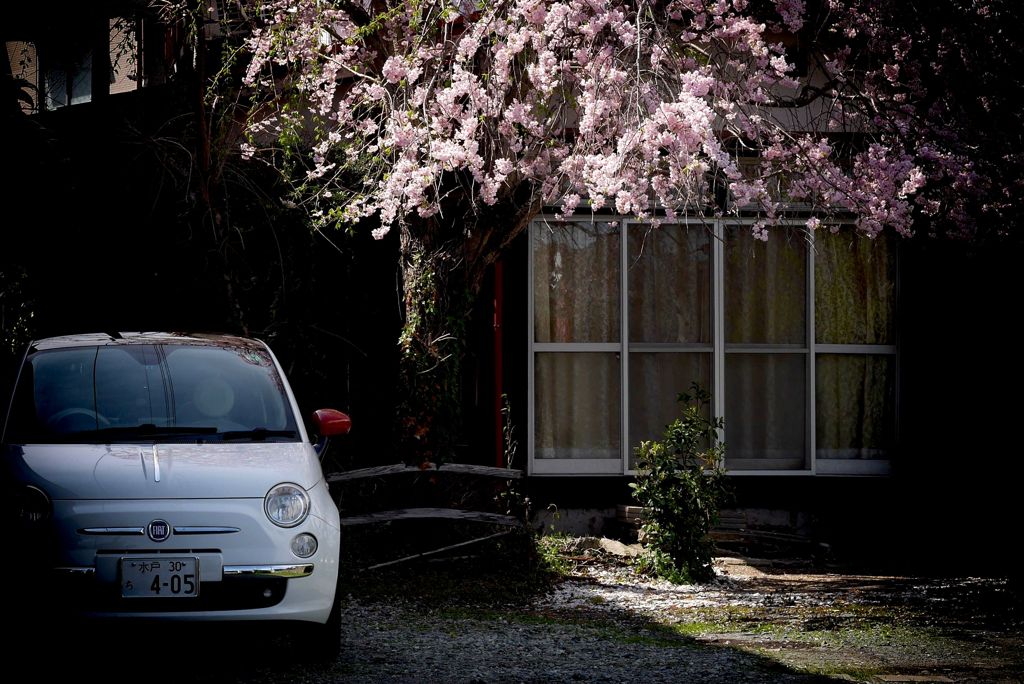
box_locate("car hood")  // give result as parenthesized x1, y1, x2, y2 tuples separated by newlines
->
(5, 443, 324, 500)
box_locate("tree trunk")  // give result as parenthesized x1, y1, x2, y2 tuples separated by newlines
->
(394, 226, 469, 465)
(392, 186, 541, 465)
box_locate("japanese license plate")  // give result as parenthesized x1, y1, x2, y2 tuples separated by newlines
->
(121, 557, 199, 598)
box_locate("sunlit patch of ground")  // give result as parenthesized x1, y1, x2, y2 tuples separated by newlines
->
(534, 539, 1024, 682)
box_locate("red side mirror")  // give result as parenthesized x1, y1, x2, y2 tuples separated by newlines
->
(313, 409, 352, 437)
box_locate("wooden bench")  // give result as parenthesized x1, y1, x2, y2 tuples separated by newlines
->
(327, 462, 526, 570)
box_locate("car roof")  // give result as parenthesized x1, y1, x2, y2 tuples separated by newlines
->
(29, 332, 267, 352)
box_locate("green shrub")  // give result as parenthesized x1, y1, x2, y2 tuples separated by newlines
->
(630, 383, 731, 583)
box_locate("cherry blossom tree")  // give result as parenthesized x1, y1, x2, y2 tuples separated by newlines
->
(235, 0, 1015, 461)
(817, 0, 1024, 241)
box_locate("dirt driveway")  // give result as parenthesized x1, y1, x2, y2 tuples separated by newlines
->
(31, 538, 1024, 683)
(220, 541, 1024, 681)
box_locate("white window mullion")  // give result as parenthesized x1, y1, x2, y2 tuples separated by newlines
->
(534, 343, 621, 352)
(527, 221, 536, 476)
(620, 219, 630, 474)
(815, 344, 897, 354)
(712, 220, 725, 460)
(808, 230, 816, 475)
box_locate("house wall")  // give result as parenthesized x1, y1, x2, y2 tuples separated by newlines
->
(480, 229, 1023, 573)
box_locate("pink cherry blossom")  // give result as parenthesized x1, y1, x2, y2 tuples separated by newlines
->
(236, 0, 1021, 246)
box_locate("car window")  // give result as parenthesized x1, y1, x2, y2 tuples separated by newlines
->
(163, 345, 290, 432)
(95, 345, 169, 429)
(4, 343, 299, 444)
(17, 347, 99, 436)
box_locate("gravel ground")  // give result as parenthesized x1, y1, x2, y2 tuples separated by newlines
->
(32, 539, 1024, 683)
(324, 599, 829, 683)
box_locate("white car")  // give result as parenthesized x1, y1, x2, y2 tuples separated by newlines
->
(1, 332, 351, 659)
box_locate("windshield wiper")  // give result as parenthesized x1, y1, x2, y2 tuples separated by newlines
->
(219, 428, 298, 441)
(91, 425, 219, 439)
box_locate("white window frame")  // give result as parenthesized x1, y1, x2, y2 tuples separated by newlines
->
(625, 219, 715, 473)
(527, 217, 897, 477)
(719, 221, 813, 475)
(528, 215, 625, 475)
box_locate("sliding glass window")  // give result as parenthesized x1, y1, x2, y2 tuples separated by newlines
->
(528, 218, 897, 476)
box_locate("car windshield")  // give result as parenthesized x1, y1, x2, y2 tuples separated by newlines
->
(4, 343, 300, 444)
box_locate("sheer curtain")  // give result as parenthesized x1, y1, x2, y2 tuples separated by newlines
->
(814, 231, 897, 460)
(815, 230, 895, 345)
(533, 221, 620, 459)
(724, 226, 807, 469)
(628, 224, 711, 344)
(533, 221, 619, 343)
(815, 355, 895, 459)
(535, 353, 620, 459)
(628, 353, 711, 468)
(725, 354, 806, 468)
(725, 226, 806, 344)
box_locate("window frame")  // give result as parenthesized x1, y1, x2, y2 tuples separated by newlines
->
(527, 216, 898, 477)
(811, 226, 899, 475)
(529, 216, 625, 475)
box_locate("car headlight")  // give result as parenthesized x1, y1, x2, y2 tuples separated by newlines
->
(291, 533, 318, 558)
(264, 483, 310, 528)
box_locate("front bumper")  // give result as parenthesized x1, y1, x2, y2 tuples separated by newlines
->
(24, 489, 340, 624)
(55, 563, 315, 578)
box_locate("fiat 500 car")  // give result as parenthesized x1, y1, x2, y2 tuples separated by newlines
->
(0, 332, 351, 658)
